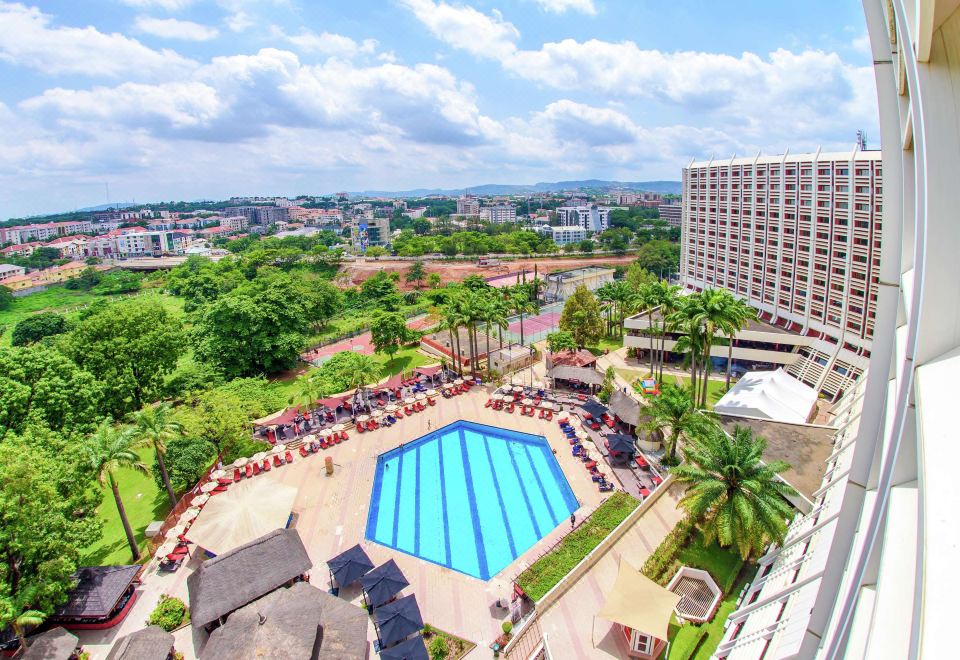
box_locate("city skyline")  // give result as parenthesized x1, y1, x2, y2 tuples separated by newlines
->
(1, 1, 877, 217)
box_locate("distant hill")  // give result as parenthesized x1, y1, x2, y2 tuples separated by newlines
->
(75, 202, 140, 212)
(349, 179, 681, 198)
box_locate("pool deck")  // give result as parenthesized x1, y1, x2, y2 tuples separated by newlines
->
(73, 387, 682, 659)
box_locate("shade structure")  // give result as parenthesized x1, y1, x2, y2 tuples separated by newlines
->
(252, 452, 268, 462)
(415, 393, 426, 401)
(598, 559, 680, 642)
(372, 409, 384, 418)
(379, 635, 429, 660)
(21, 627, 78, 660)
(385, 404, 398, 412)
(273, 444, 286, 453)
(567, 417, 581, 428)
(513, 385, 523, 392)
(582, 400, 608, 418)
(328, 544, 374, 588)
(191, 494, 210, 506)
(332, 423, 345, 432)
(210, 469, 226, 479)
(606, 434, 636, 455)
(375, 594, 424, 648)
(232, 457, 248, 468)
(713, 367, 817, 424)
(491, 393, 504, 401)
(165, 524, 187, 539)
(426, 389, 438, 396)
(181, 507, 202, 521)
(357, 415, 370, 423)
(199, 482, 218, 493)
(360, 559, 409, 608)
(522, 398, 533, 405)
(186, 477, 297, 555)
(575, 429, 589, 440)
(404, 396, 416, 403)
(454, 378, 464, 385)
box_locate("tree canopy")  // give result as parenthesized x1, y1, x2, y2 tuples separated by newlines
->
(370, 311, 412, 362)
(10, 312, 68, 347)
(559, 285, 604, 348)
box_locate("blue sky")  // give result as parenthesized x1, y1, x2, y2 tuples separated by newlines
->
(0, 0, 878, 218)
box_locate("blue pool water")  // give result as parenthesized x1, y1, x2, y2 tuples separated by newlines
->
(365, 420, 579, 580)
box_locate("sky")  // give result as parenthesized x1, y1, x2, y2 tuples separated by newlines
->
(0, 0, 879, 218)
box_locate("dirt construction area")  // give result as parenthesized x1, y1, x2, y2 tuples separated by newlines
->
(336, 254, 638, 290)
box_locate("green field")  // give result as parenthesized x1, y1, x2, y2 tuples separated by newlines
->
(81, 446, 170, 566)
(665, 374, 727, 409)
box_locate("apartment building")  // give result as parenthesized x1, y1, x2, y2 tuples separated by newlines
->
(479, 204, 517, 224)
(0, 263, 26, 282)
(556, 205, 610, 232)
(223, 206, 289, 226)
(680, 149, 883, 398)
(657, 202, 682, 227)
(456, 195, 480, 216)
(351, 216, 390, 250)
(1, 220, 94, 244)
(220, 216, 249, 232)
(546, 226, 588, 246)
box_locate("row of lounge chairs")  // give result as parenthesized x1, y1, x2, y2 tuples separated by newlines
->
(485, 398, 555, 420)
(559, 418, 615, 493)
(355, 399, 436, 433)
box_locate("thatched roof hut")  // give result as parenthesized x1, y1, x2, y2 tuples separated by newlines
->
(609, 390, 642, 427)
(21, 628, 79, 660)
(105, 625, 174, 660)
(188, 528, 312, 630)
(200, 581, 368, 660)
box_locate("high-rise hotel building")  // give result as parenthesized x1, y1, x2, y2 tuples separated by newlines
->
(680, 150, 882, 398)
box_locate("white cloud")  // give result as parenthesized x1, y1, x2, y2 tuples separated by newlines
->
(119, 0, 195, 10)
(269, 26, 377, 58)
(533, 0, 596, 16)
(134, 16, 219, 41)
(398, 0, 519, 58)
(0, 2, 195, 77)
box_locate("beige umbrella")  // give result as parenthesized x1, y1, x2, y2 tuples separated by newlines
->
(415, 393, 426, 401)
(357, 415, 370, 423)
(165, 524, 187, 539)
(385, 403, 398, 412)
(533, 381, 544, 389)
(191, 493, 210, 506)
(576, 429, 589, 440)
(491, 393, 504, 402)
(372, 409, 384, 418)
(404, 396, 416, 403)
(513, 385, 523, 393)
(200, 482, 218, 493)
(317, 429, 331, 438)
(454, 378, 464, 385)
(252, 452, 268, 462)
(156, 541, 176, 556)
(232, 457, 248, 468)
(210, 469, 226, 480)
(332, 423, 345, 432)
(186, 478, 298, 555)
(181, 507, 201, 522)
(567, 417, 581, 428)
(522, 397, 533, 405)
(426, 389, 438, 396)
(598, 560, 680, 643)
(272, 444, 286, 454)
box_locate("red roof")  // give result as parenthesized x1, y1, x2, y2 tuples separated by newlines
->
(550, 349, 597, 368)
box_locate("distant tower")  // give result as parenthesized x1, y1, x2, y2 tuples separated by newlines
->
(856, 129, 868, 150)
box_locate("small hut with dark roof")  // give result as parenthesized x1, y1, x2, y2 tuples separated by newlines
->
(188, 528, 312, 631)
(20, 627, 79, 660)
(200, 581, 368, 660)
(609, 390, 642, 429)
(49, 565, 141, 628)
(105, 625, 174, 660)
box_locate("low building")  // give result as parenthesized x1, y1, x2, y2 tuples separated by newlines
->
(1, 241, 43, 257)
(479, 204, 517, 224)
(547, 226, 589, 246)
(546, 348, 598, 369)
(220, 216, 249, 232)
(0, 263, 26, 282)
(105, 626, 175, 660)
(543, 266, 615, 301)
(48, 565, 141, 630)
(657, 202, 681, 227)
(350, 216, 390, 250)
(556, 205, 610, 232)
(456, 195, 479, 216)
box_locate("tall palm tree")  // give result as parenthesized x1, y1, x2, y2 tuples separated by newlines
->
(482, 293, 509, 372)
(595, 282, 616, 336)
(11, 610, 45, 652)
(689, 288, 734, 408)
(85, 420, 149, 562)
(288, 372, 323, 411)
(644, 383, 712, 464)
(655, 282, 682, 382)
(721, 295, 756, 390)
(129, 402, 184, 508)
(631, 282, 659, 376)
(344, 354, 382, 411)
(672, 424, 798, 559)
(668, 300, 706, 403)
(508, 285, 537, 346)
(609, 280, 634, 337)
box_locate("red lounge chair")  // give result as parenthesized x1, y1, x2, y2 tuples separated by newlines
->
(285, 450, 293, 463)
(213, 485, 228, 493)
(299, 446, 309, 458)
(263, 459, 271, 471)
(634, 455, 649, 468)
(639, 488, 651, 497)
(577, 394, 587, 401)
(273, 455, 282, 467)
(538, 409, 545, 418)
(558, 417, 568, 425)
(584, 460, 598, 470)
(166, 551, 188, 561)
(428, 398, 436, 406)
(405, 406, 413, 415)
(395, 410, 404, 418)
(506, 404, 515, 413)
(252, 462, 260, 475)
(233, 469, 242, 482)
(340, 431, 348, 441)
(546, 411, 553, 420)
(217, 477, 232, 485)
(356, 424, 365, 433)
(651, 476, 663, 485)
(245, 464, 253, 478)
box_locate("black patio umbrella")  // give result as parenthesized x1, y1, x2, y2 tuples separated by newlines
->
(328, 544, 374, 589)
(581, 400, 608, 418)
(375, 594, 424, 648)
(606, 433, 636, 455)
(361, 559, 409, 608)
(379, 635, 429, 660)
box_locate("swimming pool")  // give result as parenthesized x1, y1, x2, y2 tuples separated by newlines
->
(365, 420, 579, 580)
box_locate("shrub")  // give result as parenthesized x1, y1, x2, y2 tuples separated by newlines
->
(148, 595, 188, 632)
(428, 635, 448, 660)
(501, 621, 513, 634)
(154, 437, 217, 495)
(11, 312, 68, 346)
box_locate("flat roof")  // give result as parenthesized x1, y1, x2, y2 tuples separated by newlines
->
(688, 150, 883, 168)
(547, 265, 615, 279)
(717, 416, 834, 501)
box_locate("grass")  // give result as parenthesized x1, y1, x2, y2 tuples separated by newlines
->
(81, 446, 171, 566)
(663, 374, 727, 409)
(668, 572, 750, 660)
(586, 334, 625, 356)
(516, 491, 639, 601)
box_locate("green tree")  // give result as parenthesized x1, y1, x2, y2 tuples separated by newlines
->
(559, 285, 604, 348)
(370, 311, 412, 365)
(91, 270, 142, 295)
(634, 239, 680, 278)
(129, 403, 184, 508)
(672, 424, 797, 559)
(192, 273, 310, 378)
(9, 611, 46, 653)
(0, 439, 101, 653)
(64, 266, 102, 291)
(507, 285, 537, 346)
(288, 372, 323, 410)
(300, 280, 344, 333)
(10, 312, 68, 346)
(365, 246, 388, 259)
(720, 295, 755, 390)
(426, 272, 442, 289)
(84, 420, 148, 562)
(0, 285, 12, 311)
(644, 383, 712, 464)
(545, 330, 577, 353)
(184, 390, 251, 458)
(598, 366, 616, 403)
(64, 299, 183, 417)
(0, 344, 101, 440)
(153, 436, 216, 495)
(406, 260, 426, 289)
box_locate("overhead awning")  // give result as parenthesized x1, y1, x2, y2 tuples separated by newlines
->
(361, 560, 409, 608)
(187, 478, 297, 555)
(375, 594, 424, 648)
(609, 390, 642, 427)
(328, 544, 374, 588)
(598, 560, 680, 642)
(606, 434, 636, 454)
(581, 400, 608, 418)
(379, 635, 429, 660)
(714, 368, 817, 424)
(547, 365, 605, 386)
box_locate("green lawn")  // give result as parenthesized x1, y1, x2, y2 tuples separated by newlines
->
(668, 572, 750, 660)
(586, 334, 625, 356)
(81, 446, 170, 566)
(664, 374, 728, 409)
(516, 492, 639, 600)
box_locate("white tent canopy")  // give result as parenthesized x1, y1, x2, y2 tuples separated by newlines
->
(714, 368, 817, 424)
(187, 478, 297, 555)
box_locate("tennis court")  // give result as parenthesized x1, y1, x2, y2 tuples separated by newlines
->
(501, 303, 564, 344)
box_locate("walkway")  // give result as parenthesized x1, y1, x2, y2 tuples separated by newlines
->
(532, 485, 686, 659)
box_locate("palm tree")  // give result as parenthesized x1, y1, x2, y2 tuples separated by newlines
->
(481, 293, 509, 373)
(85, 419, 149, 562)
(595, 282, 616, 336)
(631, 282, 659, 376)
(721, 295, 755, 390)
(654, 282, 682, 382)
(344, 354, 382, 411)
(668, 301, 705, 404)
(688, 288, 733, 408)
(289, 372, 323, 411)
(645, 383, 712, 464)
(672, 424, 798, 559)
(129, 403, 184, 508)
(11, 610, 45, 652)
(508, 285, 537, 346)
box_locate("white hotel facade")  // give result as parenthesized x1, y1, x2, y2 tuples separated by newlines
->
(712, 0, 960, 658)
